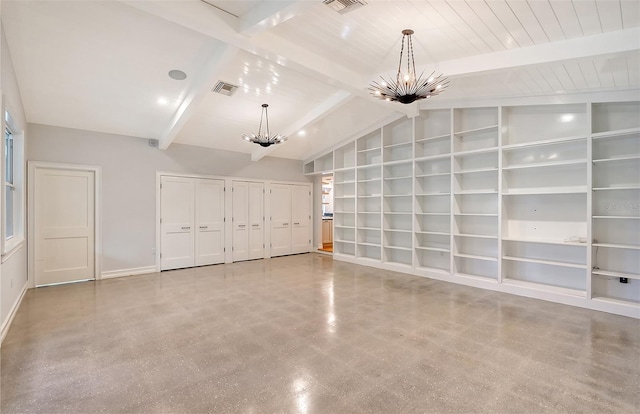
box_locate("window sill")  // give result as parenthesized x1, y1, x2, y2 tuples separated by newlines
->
(2, 238, 24, 263)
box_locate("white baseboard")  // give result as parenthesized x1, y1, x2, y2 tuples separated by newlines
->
(101, 266, 156, 280)
(1, 281, 28, 345)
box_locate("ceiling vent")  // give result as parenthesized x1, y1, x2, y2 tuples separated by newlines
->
(212, 81, 239, 96)
(323, 0, 367, 14)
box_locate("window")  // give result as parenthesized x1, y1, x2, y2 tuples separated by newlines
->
(3, 109, 23, 254)
(5, 126, 14, 239)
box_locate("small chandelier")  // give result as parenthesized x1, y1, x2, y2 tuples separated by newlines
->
(369, 29, 449, 104)
(242, 103, 287, 147)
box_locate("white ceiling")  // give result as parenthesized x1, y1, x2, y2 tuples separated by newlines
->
(2, 0, 639, 161)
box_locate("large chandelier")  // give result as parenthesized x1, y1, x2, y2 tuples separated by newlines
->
(242, 104, 287, 147)
(369, 29, 449, 104)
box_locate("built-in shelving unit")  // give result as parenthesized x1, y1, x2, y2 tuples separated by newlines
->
(590, 102, 640, 306)
(356, 130, 383, 261)
(332, 142, 357, 256)
(383, 118, 413, 163)
(453, 107, 499, 281)
(383, 160, 413, 267)
(501, 104, 588, 296)
(414, 109, 451, 273)
(304, 99, 640, 318)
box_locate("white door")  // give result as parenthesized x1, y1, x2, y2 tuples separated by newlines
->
(248, 182, 264, 260)
(195, 178, 225, 266)
(270, 184, 292, 257)
(232, 181, 249, 262)
(291, 185, 311, 254)
(160, 176, 195, 270)
(34, 168, 95, 286)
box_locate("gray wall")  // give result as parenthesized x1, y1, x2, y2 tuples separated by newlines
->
(1, 23, 28, 333)
(27, 123, 310, 272)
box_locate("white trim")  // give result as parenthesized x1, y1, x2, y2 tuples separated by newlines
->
(101, 266, 156, 280)
(28, 161, 102, 288)
(0, 280, 28, 345)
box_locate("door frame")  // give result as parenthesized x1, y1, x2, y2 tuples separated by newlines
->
(28, 161, 102, 288)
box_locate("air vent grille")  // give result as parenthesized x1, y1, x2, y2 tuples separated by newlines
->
(323, 0, 367, 14)
(212, 81, 239, 96)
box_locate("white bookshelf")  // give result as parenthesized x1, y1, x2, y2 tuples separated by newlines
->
(383, 118, 413, 163)
(356, 161, 382, 261)
(453, 107, 498, 153)
(357, 130, 382, 167)
(334, 141, 356, 170)
(500, 104, 589, 294)
(415, 146, 451, 272)
(303, 99, 640, 318)
(415, 109, 451, 158)
(591, 102, 640, 306)
(452, 109, 499, 280)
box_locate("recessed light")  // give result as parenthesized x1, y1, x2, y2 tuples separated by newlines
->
(298, 130, 306, 137)
(157, 97, 168, 105)
(168, 70, 187, 80)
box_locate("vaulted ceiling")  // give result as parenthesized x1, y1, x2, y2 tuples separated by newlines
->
(3, 0, 639, 161)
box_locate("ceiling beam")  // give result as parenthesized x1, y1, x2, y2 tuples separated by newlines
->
(407, 27, 640, 79)
(159, 44, 238, 149)
(239, 1, 315, 36)
(251, 90, 354, 161)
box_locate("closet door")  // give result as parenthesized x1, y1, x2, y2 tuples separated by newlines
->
(248, 182, 265, 259)
(195, 178, 225, 266)
(160, 176, 195, 270)
(232, 181, 249, 262)
(291, 185, 311, 254)
(270, 183, 292, 257)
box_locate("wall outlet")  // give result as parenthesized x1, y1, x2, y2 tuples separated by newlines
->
(151, 247, 156, 256)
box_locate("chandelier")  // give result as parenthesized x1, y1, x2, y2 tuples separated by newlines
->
(242, 104, 287, 147)
(369, 29, 449, 104)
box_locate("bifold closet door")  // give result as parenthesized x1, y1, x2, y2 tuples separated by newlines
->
(248, 182, 265, 259)
(233, 181, 265, 262)
(232, 181, 250, 262)
(195, 179, 225, 266)
(291, 185, 311, 254)
(160, 176, 195, 270)
(270, 183, 292, 257)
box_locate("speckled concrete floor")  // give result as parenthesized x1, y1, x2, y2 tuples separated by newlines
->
(2, 253, 639, 413)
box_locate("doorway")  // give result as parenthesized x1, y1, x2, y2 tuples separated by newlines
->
(29, 163, 100, 286)
(319, 174, 333, 253)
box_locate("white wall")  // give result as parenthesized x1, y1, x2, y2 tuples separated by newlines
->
(27, 123, 311, 273)
(1, 22, 28, 338)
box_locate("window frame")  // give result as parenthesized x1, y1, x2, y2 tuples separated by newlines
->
(2, 108, 24, 256)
